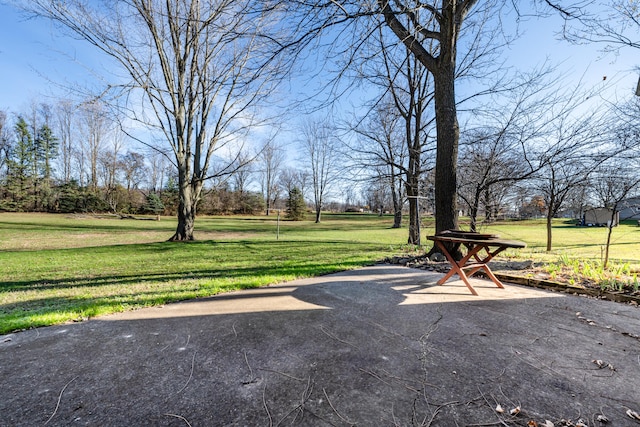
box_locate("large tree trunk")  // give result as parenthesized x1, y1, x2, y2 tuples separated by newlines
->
(393, 210, 402, 228)
(171, 200, 196, 241)
(428, 62, 462, 260)
(170, 171, 198, 241)
(433, 65, 459, 234)
(378, 0, 472, 253)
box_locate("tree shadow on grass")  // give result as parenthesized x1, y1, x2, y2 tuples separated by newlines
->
(0, 220, 174, 233)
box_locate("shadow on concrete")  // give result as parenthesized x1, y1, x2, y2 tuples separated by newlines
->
(1, 265, 639, 426)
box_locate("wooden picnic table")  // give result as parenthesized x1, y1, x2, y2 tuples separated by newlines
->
(427, 230, 526, 296)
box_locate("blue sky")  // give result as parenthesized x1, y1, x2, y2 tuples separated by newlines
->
(1, 4, 60, 108)
(1, 2, 637, 115)
(0, 3, 107, 111)
(501, 10, 638, 96)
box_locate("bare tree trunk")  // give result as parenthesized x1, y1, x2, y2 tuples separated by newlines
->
(469, 189, 480, 232)
(546, 212, 553, 252)
(172, 198, 196, 241)
(433, 64, 459, 234)
(604, 219, 614, 268)
(406, 173, 420, 244)
(391, 175, 402, 228)
(545, 190, 556, 252)
(170, 178, 197, 241)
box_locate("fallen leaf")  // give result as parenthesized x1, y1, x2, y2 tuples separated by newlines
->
(543, 421, 555, 427)
(495, 404, 504, 414)
(510, 406, 521, 416)
(596, 414, 609, 423)
(627, 409, 640, 420)
(528, 421, 538, 427)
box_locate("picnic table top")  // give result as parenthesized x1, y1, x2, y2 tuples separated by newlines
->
(427, 230, 526, 248)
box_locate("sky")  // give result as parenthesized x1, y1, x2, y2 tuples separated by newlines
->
(0, 3, 117, 112)
(1, 2, 638, 120)
(499, 9, 638, 97)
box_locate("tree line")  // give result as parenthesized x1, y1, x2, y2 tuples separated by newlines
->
(4, 0, 639, 251)
(0, 103, 337, 219)
(0, 103, 267, 216)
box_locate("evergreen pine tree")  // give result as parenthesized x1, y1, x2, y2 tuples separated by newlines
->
(286, 187, 306, 221)
(145, 192, 165, 215)
(35, 124, 59, 182)
(4, 117, 35, 210)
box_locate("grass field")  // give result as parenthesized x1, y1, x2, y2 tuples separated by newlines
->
(476, 218, 640, 262)
(1, 212, 639, 334)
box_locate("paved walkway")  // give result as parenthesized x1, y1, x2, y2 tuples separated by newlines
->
(2, 265, 640, 426)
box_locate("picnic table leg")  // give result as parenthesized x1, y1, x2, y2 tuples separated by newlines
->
(480, 267, 505, 288)
(433, 240, 480, 296)
(465, 245, 508, 289)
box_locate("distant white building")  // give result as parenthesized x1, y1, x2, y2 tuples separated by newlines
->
(582, 207, 619, 227)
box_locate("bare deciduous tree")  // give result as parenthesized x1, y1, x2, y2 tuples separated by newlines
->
(377, 0, 479, 236)
(231, 150, 254, 196)
(258, 142, 285, 216)
(347, 19, 437, 243)
(300, 118, 342, 223)
(79, 101, 111, 190)
(99, 126, 124, 192)
(279, 168, 309, 201)
(532, 88, 611, 251)
(592, 161, 640, 267)
(285, 0, 513, 245)
(544, 0, 640, 52)
(55, 100, 77, 184)
(120, 151, 148, 192)
(458, 68, 559, 231)
(458, 129, 529, 230)
(26, 0, 285, 240)
(592, 107, 640, 266)
(148, 151, 169, 193)
(351, 101, 407, 229)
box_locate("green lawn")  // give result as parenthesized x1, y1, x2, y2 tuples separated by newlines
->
(1, 212, 639, 334)
(476, 218, 640, 262)
(0, 212, 409, 334)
